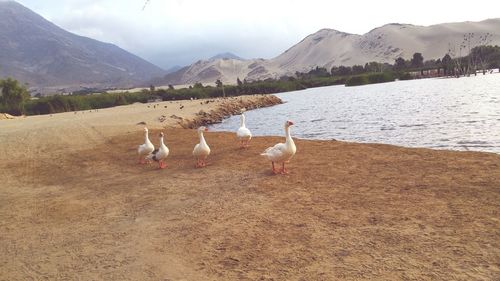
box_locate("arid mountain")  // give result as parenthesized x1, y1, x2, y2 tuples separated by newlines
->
(149, 58, 271, 86)
(0, 1, 165, 94)
(155, 18, 500, 86)
(274, 19, 500, 73)
(209, 52, 244, 61)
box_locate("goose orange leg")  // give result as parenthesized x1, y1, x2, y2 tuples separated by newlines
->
(281, 162, 288, 174)
(272, 162, 279, 174)
(138, 156, 145, 164)
(196, 158, 206, 168)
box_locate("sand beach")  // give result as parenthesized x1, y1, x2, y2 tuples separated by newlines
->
(0, 95, 499, 280)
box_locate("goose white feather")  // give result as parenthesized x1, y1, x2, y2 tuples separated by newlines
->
(137, 127, 154, 164)
(261, 120, 296, 174)
(193, 126, 211, 167)
(236, 113, 252, 147)
(146, 132, 169, 168)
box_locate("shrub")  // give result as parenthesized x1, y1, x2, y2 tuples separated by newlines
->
(346, 73, 395, 86)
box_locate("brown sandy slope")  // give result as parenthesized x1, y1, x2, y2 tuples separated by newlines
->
(0, 99, 499, 280)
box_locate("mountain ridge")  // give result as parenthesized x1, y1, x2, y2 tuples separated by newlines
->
(2, 2, 499, 91)
(0, 1, 165, 94)
(154, 18, 500, 86)
(209, 52, 244, 61)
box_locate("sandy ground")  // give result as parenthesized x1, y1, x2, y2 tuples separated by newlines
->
(0, 96, 499, 280)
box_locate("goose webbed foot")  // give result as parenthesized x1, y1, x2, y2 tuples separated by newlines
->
(195, 159, 206, 168)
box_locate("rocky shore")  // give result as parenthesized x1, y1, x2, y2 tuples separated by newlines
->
(178, 95, 282, 129)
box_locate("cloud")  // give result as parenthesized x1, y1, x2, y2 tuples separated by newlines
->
(15, 0, 500, 69)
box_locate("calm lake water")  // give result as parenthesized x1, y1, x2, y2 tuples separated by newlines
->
(211, 74, 500, 153)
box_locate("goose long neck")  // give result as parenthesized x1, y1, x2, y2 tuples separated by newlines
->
(240, 114, 246, 128)
(199, 130, 207, 145)
(144, 130, 150, 143)
(285, 126, 292, 143)
(160, 136, 164, 146)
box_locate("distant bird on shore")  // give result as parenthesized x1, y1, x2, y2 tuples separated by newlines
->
(261, 120, 296, 174)
(236, 113, 252, 148)
(146, 132, 169, 169)
(137, 127, 154, 164)
(180, 105, 184, 110)
(193, 126, 210, 168)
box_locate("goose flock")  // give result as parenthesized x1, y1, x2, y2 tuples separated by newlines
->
(138, 114, 296, 174)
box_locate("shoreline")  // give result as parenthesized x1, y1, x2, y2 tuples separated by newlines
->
(0, 94, 282, 158)
(178, 95, 282, 129)
(1, 92, 499, 280)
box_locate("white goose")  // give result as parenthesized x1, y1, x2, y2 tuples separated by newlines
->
(146, 132, 170, 169)
(236, 113, 252, 148)
(193, 126, 211, 167)
(261, 120, 296, 174)
(137, 127, 154, 164)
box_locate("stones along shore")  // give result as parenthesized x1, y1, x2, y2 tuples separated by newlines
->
(177, 95, 282, 129)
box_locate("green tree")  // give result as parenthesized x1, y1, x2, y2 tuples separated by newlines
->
(0, 78, 30, 115)
(441, 54, 453, 75)
(411, 53, 424, 68)
(215, 79, 223, 88)
(470, 45, 500, 74)
(394, 57, 406, 70)
(331, 66, 352, 76)
(364, 61, 382, 72)
(352, 65, 365, 74)
(308, 66, 330, 77)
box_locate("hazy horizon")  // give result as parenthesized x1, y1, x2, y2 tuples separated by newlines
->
(10, 0, 500, 69)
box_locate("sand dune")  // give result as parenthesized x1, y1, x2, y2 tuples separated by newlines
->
(159, 19, 500, 85)
(1, 97, 499, 280)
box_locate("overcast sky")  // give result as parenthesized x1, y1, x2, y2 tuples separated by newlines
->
(15, 0, 500, 69)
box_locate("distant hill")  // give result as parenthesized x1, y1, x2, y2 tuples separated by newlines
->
(165, 65, 183, 75)
(154, 18, 500, 86)
(209, 52, 244, 61)
(272, 19, 500, 73)
(0, 1, 165, 94)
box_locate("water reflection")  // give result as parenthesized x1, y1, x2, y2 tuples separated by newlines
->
(211, 74, 500, 153)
